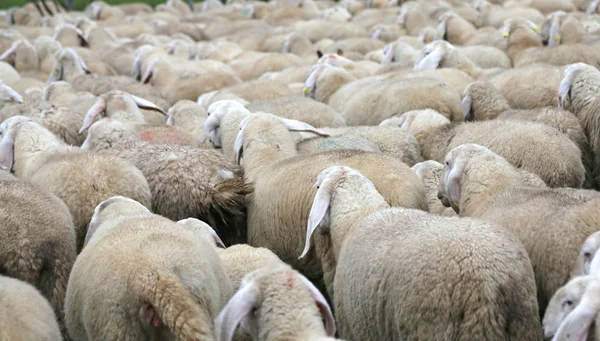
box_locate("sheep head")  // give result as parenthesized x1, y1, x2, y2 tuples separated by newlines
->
(438, 144, 496, 214)
(502, 18, 542, 44)
(572, 231, 600, 277)
(0, 39, 39, 71)
(83, 196, 151, 248)
(558, 63, 597, 110)
(176, 218, 225, 248)
(544, 276, 600, 341)
(53, 24, 89, 47)
(461, 81, 509, 122)
(0, 116, 33, 172)
(80, 118, 131, 151)
(79, 91, 165, 133)
(0, 80, 24, 103)
(204, 100, 251, 148)
(414, 41, 450, 71)
(48, 48, 91, 84)
(299, 166, 376, 260)
(540, 11, 567, 46)
(215, 265, 336, 341)
(41, 81, 73, 102)
(233, 113, 329, 165)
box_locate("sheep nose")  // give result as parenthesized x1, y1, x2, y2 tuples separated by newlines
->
(437, 192, 443, 200)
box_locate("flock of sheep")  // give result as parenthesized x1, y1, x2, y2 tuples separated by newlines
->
(2, 0, 600, 339)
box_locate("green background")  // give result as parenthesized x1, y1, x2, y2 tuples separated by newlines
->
(0, 0, 196, 10)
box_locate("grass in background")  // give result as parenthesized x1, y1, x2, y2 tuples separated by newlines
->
(0, 0, 202, 10)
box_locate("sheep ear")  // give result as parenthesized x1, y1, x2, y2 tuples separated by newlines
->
(75, 53, 91, 74)
(552, 300, 597, 341)
(76, 27, 89, 47)
(414, 48, 443, 71)
(435, 19, 446, 40)
(548, 17, 562, 47)
(462, 94, 473, 121)
(215, 283, 259, 341)
(589, 250, 600, 276)
(79, 97, 106, 133)
(280, 118, 330, 137)
(336, 48, 344, 56)
(176, 218, 226, 248)
(446, 158, 465, 213)
(1, 83, 24, 103)
(0, 41, 19, 61)
(316, 50, 323, 58)
(129, 94, 166, 115)
(558, 70, 575, 109)
(298, 275, 336, 337)
(399, 112, 417, 130)
(299, 178, 333, 259)
(0, 126, 17, 172)
(233, 125, 246, 165)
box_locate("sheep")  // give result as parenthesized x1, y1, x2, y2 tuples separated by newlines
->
(141, 56, 243, 103)
(215, 264, 339, 341)
(300, 165, 541, 340)
(165, 99, 212, 148)
(297, 125, 424, 166)
(80, 118, 250, 246)
(400, 109, 585, 188)
(438, 143, 600, 314)
(558, 63, 600, 193)
(304, 64, 464, 124)
(413, 40, 488, 79)
(48, 48, 169, 109)
(505, 0, 576, 14)
(540, 11, 585, 46)
(503, 18, 600, 68)
(204, 100, 252, 161)
(571, 231, 600, 278)
(65, 196, 232, 341)
(411, 160, 456, 216)
(0, 276, 62, 341)
(0, 60, 21, 83)
(218, 244, 284, 293)
(0, 176, 76, 335)
(201, 79, 294, 107)
(462, 80, 594, 187)
(0, 116, 152, 250)
(78, 90, 167, 133)
(434, 12, 507, 50)
(379, 40, 419, 68)
(380, 67, 475, 95)
(484, 63, 565, 109)
(475, 0, 545, 28)
(245, 96, 346, 128)
(234, 112, 427, 285)
(544, 276, 600, 340)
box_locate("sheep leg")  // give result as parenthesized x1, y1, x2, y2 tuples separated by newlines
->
(52, 0, 64, 12)
(188, 0, 194, 11)
(40, 0, 54, 16)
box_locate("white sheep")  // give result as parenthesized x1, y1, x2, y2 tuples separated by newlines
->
(300, 165, 541, 340)
(0, 116, 152, 250)
(0, 275, 62, 341)
(216, 265, 339, 341)
(438, 143, 600, 314)
(66, 196, 232, 340)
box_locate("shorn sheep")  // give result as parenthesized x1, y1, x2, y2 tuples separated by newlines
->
(66, 196, 232, 341)
(438, 144, 600, 315)
(300, 165, 541, 340)
(0, 275, 62, 341)
(0, 116, 152, 250)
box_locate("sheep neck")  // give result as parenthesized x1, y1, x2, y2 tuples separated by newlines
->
(13, 123, 68, 179)
(459, 160, 524, 217)
(243, 127, 298, 182)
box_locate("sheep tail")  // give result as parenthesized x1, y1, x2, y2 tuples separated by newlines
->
(131, 266, 214, 341)
(205, 168, 253, 246)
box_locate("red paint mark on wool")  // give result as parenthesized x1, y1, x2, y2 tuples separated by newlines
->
(166, 131, 182, 143)
(328, 54, 337, 59)
(287, 272, 294, 288)
(140, 130, 155, 141)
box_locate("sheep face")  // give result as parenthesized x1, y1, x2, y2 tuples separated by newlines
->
(204, 100, 250, 148)
(48, 48, 90, 84)
(573, 231, 600, 277)
(215, 265, 336, 341)
(542, 276, 599, 340)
